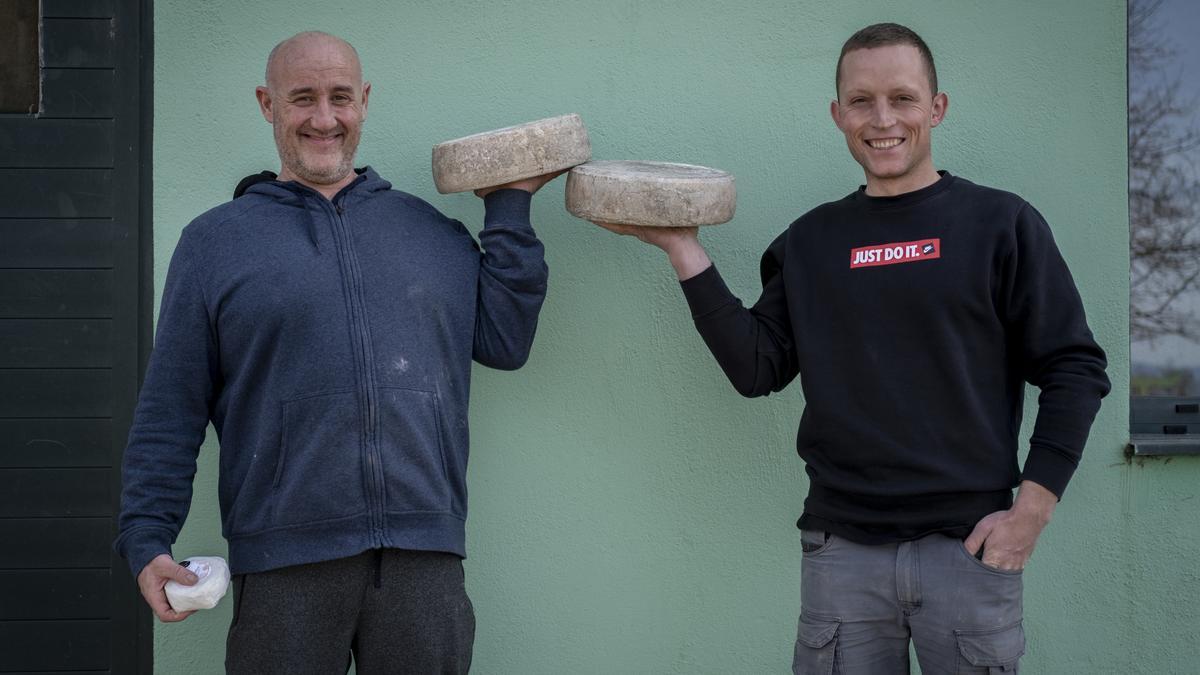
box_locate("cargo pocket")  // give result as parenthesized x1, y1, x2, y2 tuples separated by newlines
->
(955, 621, 1025, 674)
(273, 389, 366, 527)
(377, 387, 452, 513)
(792, 614, 840, 675)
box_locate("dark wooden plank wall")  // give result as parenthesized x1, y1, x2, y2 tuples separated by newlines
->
(0, 0, 151, 672)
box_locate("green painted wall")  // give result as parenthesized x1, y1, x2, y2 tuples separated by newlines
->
(149, 1, 1198, 673)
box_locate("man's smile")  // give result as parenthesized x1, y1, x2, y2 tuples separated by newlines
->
(866, 137, 905, 149)
(302, 132, 342, 146)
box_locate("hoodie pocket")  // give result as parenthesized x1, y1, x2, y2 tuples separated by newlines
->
(272, 389, 367, 527)
(377, 387, 452, 514)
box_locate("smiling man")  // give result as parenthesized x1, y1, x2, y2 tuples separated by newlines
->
(259, 33, 369, 196)
(114, 31, 559, 673)
(597, 23, 1110, 674)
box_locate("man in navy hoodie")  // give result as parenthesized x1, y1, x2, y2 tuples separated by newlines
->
(596, 23, 1109, 675)
(115, 31, 558, 673)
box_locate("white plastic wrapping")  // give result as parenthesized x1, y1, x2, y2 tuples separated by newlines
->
(165, 556, 230, 612)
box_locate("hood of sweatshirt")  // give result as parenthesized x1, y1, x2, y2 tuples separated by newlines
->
(234, 166, 393, 201)
(231, 166, 394, 250)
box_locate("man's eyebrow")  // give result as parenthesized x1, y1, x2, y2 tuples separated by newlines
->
(285, 84, 356, 97)
(840, 85, 920, 97)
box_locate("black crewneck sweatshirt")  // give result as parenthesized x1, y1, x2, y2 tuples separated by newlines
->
(680, 172, 1110, 543)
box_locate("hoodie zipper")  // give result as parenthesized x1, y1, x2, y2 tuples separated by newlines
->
(323, 190, 389, 548)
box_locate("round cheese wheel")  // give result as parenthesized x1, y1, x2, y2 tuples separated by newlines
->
(432, 113, 591, 193)
(565, 160, 736, 227)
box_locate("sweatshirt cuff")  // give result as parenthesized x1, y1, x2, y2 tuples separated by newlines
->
(117, 528, 174, 579)
(679, 264, 733, 318)
(1020, 445, 1078, 499)
(483, 188, 533, 229)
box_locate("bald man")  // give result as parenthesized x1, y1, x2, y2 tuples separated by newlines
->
(114, 32, 560, 673)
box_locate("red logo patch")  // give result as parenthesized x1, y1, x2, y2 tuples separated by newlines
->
(850, 238, 941, 269)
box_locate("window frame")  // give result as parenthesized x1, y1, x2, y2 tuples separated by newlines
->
(1127, 0, 1200, 456)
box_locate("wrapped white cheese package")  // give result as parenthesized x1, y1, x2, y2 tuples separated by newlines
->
(165, 556, 230, 612)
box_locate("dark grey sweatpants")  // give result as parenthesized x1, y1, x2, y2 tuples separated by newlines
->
(792, 530, 1024, 674)
(226, 548, 474, 675)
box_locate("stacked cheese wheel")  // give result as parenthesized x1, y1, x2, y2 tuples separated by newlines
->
(432, 114, 735, 227)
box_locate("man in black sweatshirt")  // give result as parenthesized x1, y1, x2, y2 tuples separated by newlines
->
(597, 23, 1109, 674)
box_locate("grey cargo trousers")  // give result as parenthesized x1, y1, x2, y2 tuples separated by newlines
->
(792, 530, 1024, 674)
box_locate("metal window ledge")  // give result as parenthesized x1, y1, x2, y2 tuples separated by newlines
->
(1129, 435, 1200, 456)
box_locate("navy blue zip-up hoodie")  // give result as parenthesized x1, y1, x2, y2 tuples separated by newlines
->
(115, 168, 547, 576)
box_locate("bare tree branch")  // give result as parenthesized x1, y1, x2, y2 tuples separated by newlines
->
(1129, 0, 1200, 344)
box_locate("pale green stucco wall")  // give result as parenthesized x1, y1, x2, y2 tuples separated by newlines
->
(149, 1, 1199, 673)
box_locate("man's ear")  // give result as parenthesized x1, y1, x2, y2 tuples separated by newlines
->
(830, 98, 843, 131)
(255, 86, 274, 123)
(361, 81, 371, 119)
(930, 91, 949, 128)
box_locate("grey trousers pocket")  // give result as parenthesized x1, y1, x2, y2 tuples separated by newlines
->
(800, 529, 832, 555)
(954, 621, 1024, 674)
(792, 614, 840, 675)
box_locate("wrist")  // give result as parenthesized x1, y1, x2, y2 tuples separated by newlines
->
(1013, 480, 1057, 524)
(664, 235, 710, 281)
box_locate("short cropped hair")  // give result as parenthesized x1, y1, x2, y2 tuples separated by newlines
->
(835, 23, 937, 97)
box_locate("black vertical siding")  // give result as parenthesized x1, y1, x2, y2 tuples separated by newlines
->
(0, 0, 152, 672)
